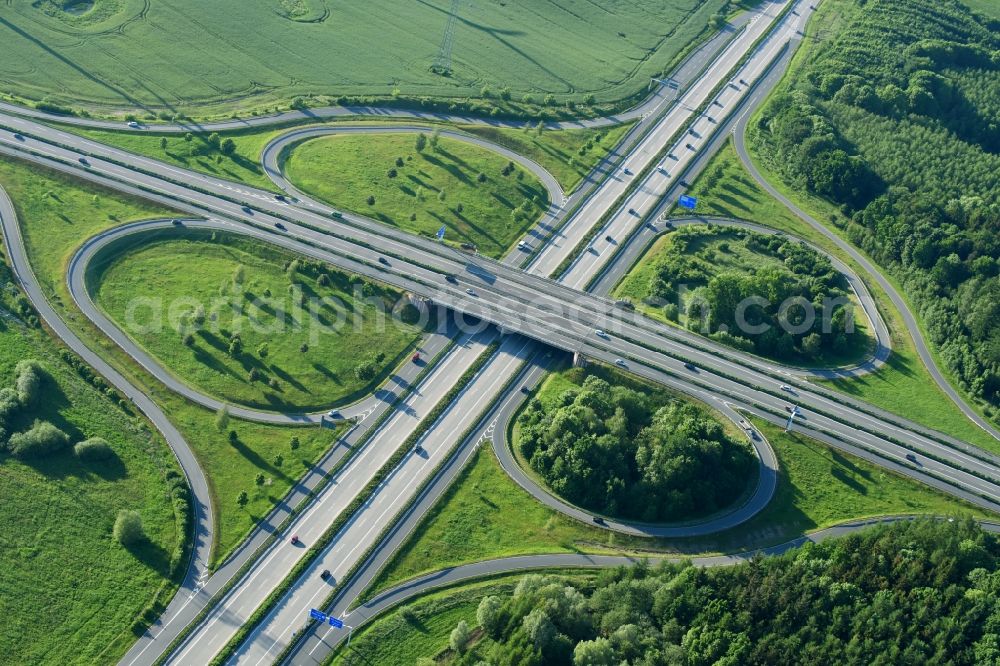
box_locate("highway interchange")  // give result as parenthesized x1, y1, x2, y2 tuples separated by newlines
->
(0, 0, 999, 664)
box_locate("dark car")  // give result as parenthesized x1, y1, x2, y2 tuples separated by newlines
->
(13, 133, 24, 141)
(605, 235, 614, 243)
(241, 206, 253, 215)
(321, 569, 331, 580)
(275, 194, 286, 201)
(171, 219, 183, 226)
(628, 208, 637, 215)
(520, 385, 531, 394)
(78, 157, 89, 166)
(274, 222, 286, 231)
(445, 274, 458, 284)
(685, 143, 695, 151)
(592, 516, 606, 526)
(684, 363, 697, 372)
(378, 256, 389, 265)
(905, 453, 919, 464)
(290, 535, 300, 545)
(331, 211, 343, 219)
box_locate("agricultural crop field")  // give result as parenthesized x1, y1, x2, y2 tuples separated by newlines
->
(0, 0, 724, 115)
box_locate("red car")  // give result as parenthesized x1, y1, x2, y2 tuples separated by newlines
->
(412, 352, 421, 363)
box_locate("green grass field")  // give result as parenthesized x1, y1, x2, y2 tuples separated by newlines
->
(72, 120, 636, 195)
(94, 235, 423, 412)
(284, 132, 549, 257)
(961, 0, 1000, 19)
(613, 225, 872, 368)
(674, 141, 1000, 454)
(364, 409, 987, 599)
(0, 157, 347, 562)
(0, 321, 181, 664)
(1, 0, 724, 117)
(459, 122, 636, 192)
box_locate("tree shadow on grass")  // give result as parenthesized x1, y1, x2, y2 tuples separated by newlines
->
(311, 362, 343, 385)
(270, 364, 310, 393)
(127, 538, 172, 579)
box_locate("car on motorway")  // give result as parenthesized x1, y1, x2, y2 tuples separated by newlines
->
(290, 535, 300, 545)
(905, 453, 919, 464)
(739, 78, 748, 85)
(78, 157, 89, 166)
(275, 194, 286, 201)
(605, 235, 615, 243)
(241, 206, 253, 215)
(378, 256, 389, 265)
(592, 516, 606, 525)
(414, 444, 423, 454)
(274, 222, 286, 231)
(13, 133, 24, 141)
(171, 219, 183, 226)
(520, 385, 531, 394)
(595, 329, 607, 338)
(411, 352, 421, 363)
(684, 362, 697, 372)
(622, 167, 632, 175)
(628, 208, 637, 215)
(445, 274, 458, 283)
(127, 120, 141, 128)
(517, 240, 529, 251)
(331, 211, 343, 218)
(780, 384, 793, 392)
(685, 143, 695, 151)
(614, 358, 627, 367)
(614, 299, 634, 310)
(320, 570, 332, 580)
(588, 246, 599, 254)
(326, 410, 345, 422)
(657, 166, 668, 175)
(466, 288, 477, 296)
(678, 179, 689, 188)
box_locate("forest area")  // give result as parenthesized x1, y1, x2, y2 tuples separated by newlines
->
(445, 519, 1000, 665)
(749, 0, 1000, 414)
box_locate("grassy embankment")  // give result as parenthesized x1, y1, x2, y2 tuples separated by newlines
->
(0, 306, 181, 663)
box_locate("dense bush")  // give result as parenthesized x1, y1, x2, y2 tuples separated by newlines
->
(74, 437, 114, 462)
(13, 359, 44, 407)
(517, 371, 754, 521)
(750, 0, 1000, 407)
(646, 227, 861, 362)
(449, 519, 998, 665)
(7, 419, 70, 458)
(113, 510, 146, 546)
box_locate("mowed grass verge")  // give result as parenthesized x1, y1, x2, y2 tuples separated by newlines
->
(94, 234, 423, 412)
(2, 0, 723, 117)
(0, 157, 347, 563)
(362, 399, 987, 600)
(0, 321, 181, 664)
(72, 120, 636, 195)
(675, 140, 1000, 454)
(284, 132, 549, 258)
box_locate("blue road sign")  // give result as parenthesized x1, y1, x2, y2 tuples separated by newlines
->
(678, 194, 697, 209)
(310, 609, 328, 623)
(436, 226, 447, 240)
(329, 616, 344, 629)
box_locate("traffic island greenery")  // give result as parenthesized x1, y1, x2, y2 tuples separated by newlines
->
(614, 224, 872, 368)
(349, 519, 1000, 665)
(676, 140, 1000, 454)
(0, 156, 349, 562)
(93, 233, 424, 412)
(516, 365, 756, 522)
(71, 120, 636, 195)
(283, 132, 550, 258)
(361, 412, 990, 602)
